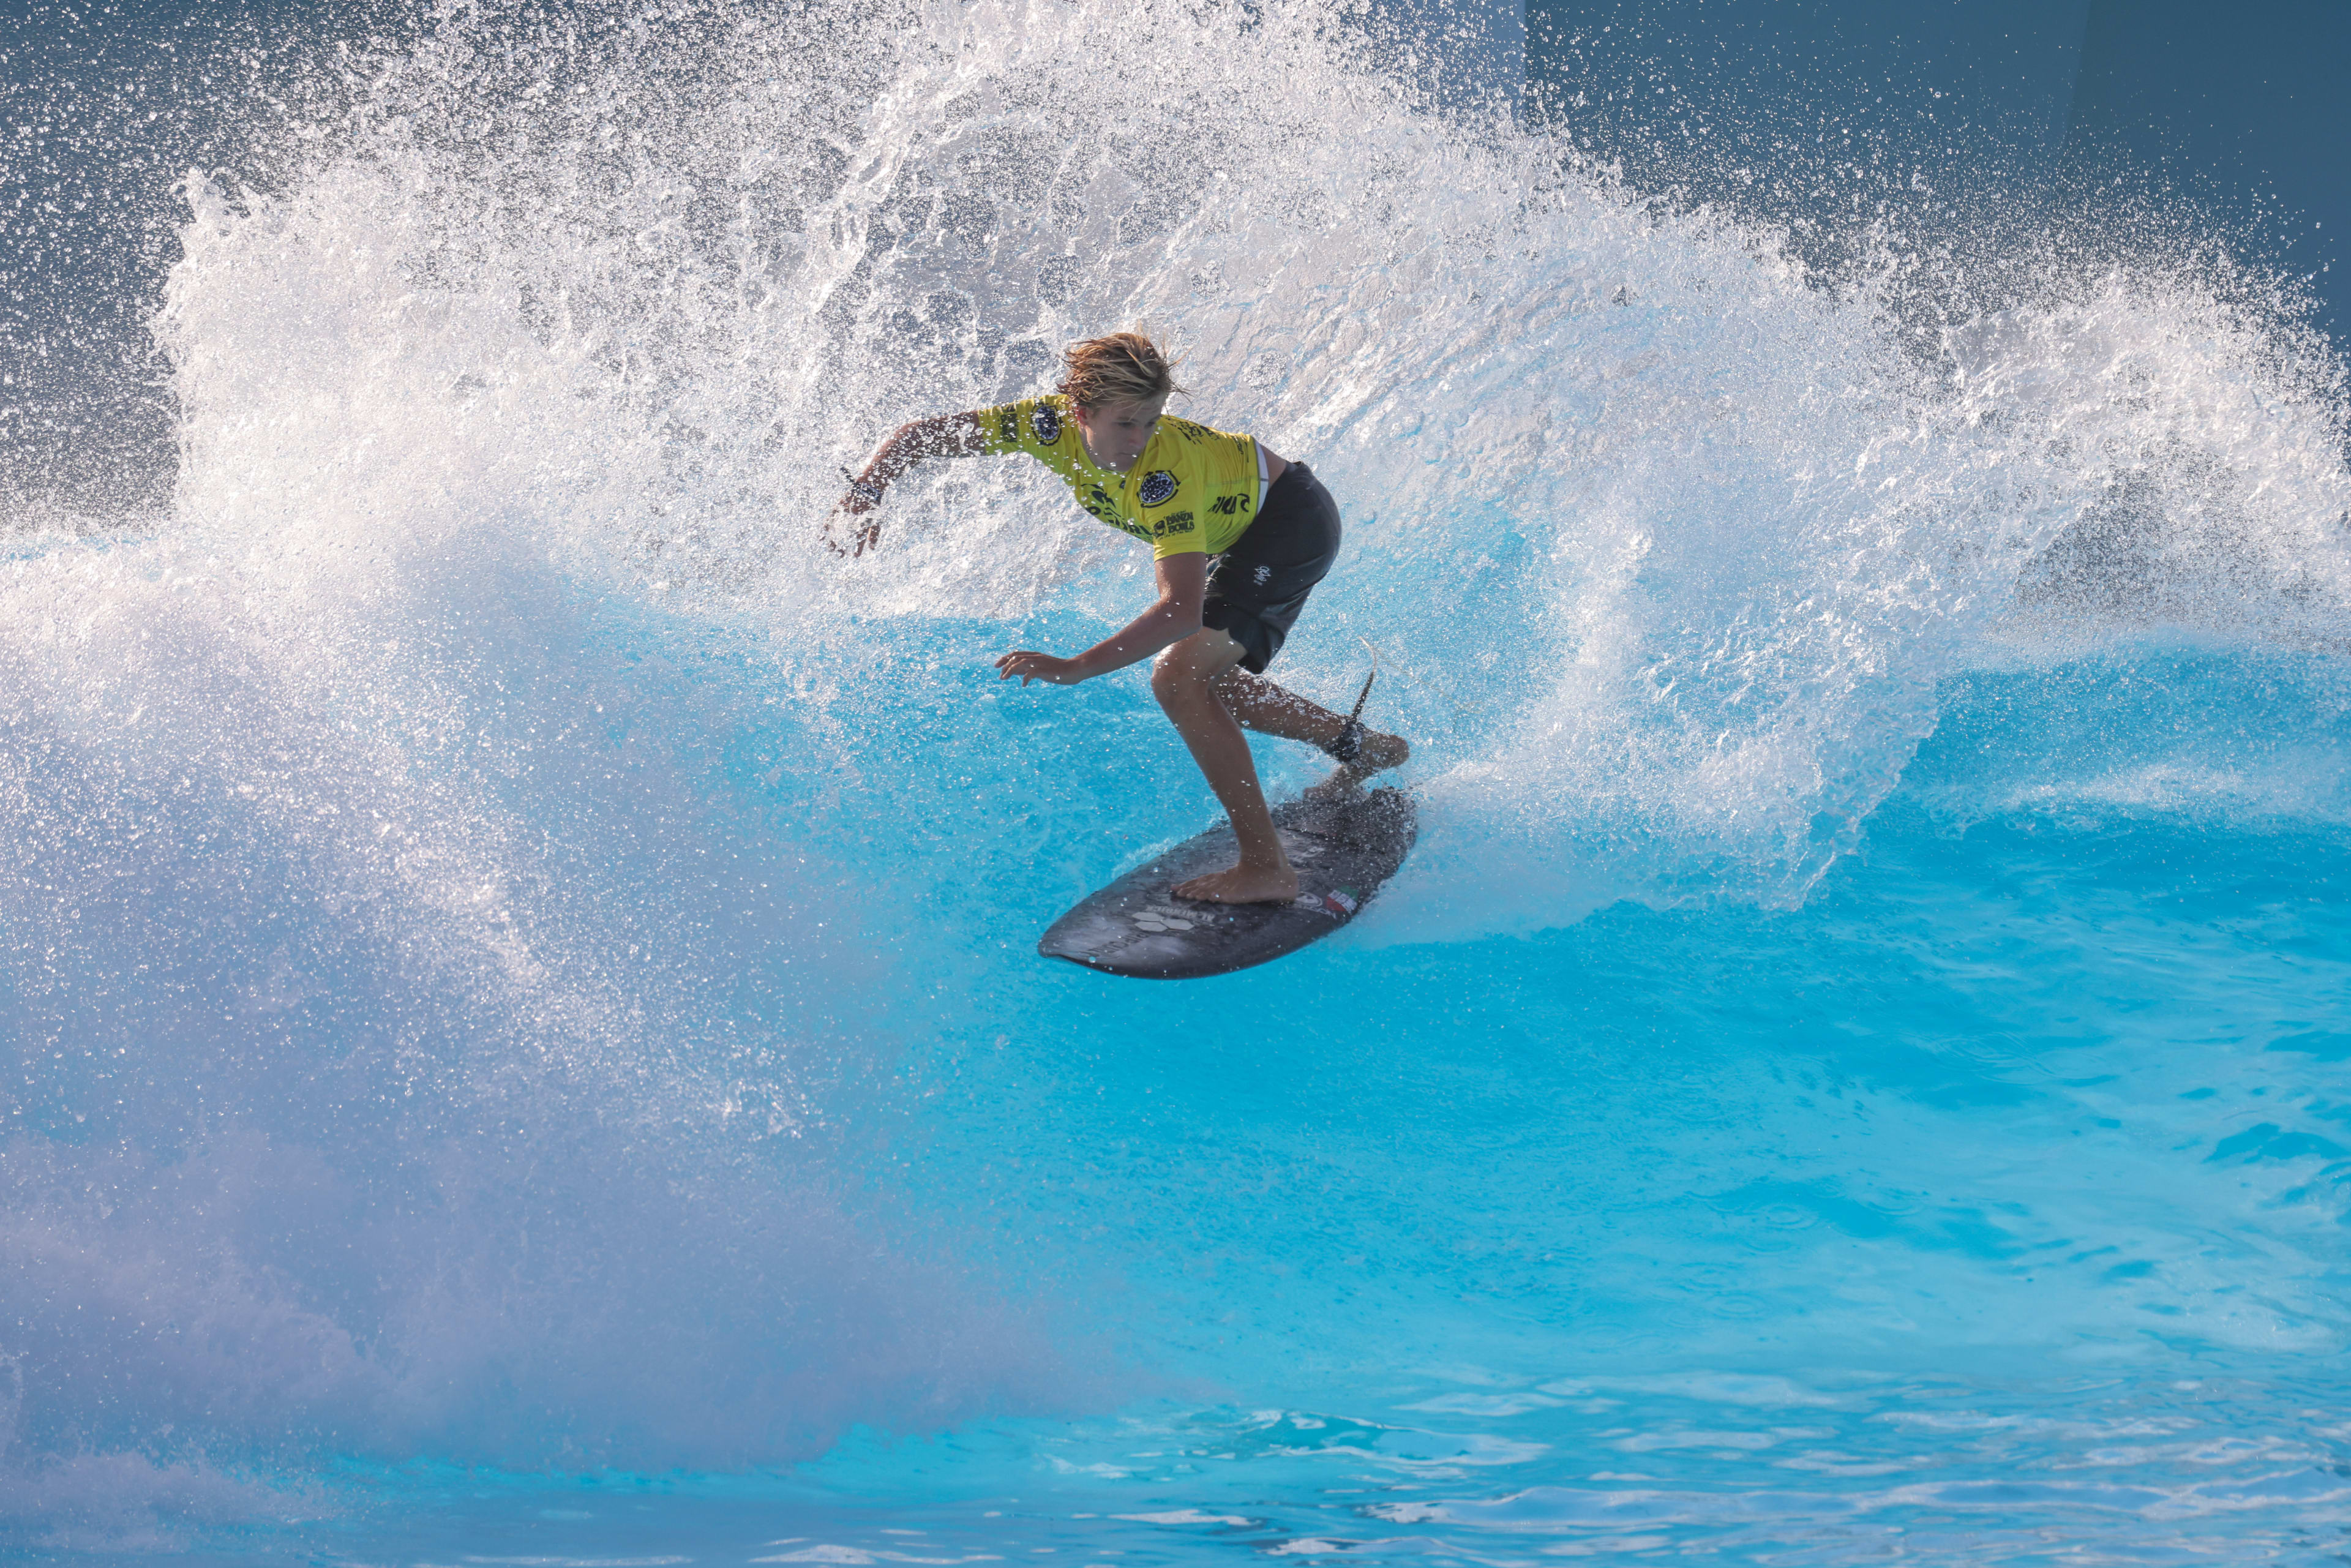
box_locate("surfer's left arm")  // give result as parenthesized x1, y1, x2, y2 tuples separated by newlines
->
(827, 411, 986, 557)
(996, 552, 1206, 686)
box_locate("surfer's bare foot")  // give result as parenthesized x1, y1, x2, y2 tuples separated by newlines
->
(1174, 861, 1301, 904)
(1307, 729, 1410, 800)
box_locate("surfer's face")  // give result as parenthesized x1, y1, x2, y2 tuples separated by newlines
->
(1071, 394, 1166, 473)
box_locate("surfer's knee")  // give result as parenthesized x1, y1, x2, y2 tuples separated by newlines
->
(1150, 652, 1212, 713)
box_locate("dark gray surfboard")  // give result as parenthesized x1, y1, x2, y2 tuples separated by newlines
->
(1038, 787, 1417, 980)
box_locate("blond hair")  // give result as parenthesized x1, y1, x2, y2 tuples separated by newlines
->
(1057, 330, 1183, 410)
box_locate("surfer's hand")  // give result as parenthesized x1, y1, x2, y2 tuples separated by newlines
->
(995, 650, 1086, 686)
(822, 508, 882, 558)
(824, 468, 887, 557)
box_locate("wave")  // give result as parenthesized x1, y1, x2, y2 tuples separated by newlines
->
(150, 0, 2351, 921)
(2, 0, 2347, 1543)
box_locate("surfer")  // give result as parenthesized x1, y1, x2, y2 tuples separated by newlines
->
(832, 331, 1407, 904)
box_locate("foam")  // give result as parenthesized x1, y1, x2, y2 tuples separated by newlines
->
(140, 0, 2351, 935)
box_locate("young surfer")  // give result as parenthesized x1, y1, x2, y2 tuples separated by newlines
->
(832, 331, 1407, 904)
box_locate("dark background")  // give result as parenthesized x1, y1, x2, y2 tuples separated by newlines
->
(1522, 0, 2349, 346)
(1, 0, 413, 523)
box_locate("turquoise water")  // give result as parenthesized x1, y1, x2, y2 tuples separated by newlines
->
(5, 1, 2350, 1562)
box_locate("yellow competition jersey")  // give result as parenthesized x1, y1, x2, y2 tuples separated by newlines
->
(973, 394, 1264, 559)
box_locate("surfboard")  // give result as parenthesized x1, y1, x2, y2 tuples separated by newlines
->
(1037, 787, 1417, 980)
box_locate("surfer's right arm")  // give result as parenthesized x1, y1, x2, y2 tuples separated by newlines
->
(827, 411, 987, 557)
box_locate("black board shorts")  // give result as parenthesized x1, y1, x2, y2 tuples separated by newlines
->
(1201, 461, 1341, 673)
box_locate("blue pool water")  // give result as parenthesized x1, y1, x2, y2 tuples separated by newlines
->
(4, 1, 2350, 1562)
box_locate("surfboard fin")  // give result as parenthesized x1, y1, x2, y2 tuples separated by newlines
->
(1321, 649, 1380, 764)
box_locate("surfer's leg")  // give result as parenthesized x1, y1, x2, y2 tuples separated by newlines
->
(1194, 463, 1404, 793)
(1212, 667, 1410, 788)
(1151, 629, 1301, 904)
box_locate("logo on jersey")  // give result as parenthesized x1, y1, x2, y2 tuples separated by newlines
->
(1030, 403, 1063, 445)
(1152, 511, 1196, 539)
(1138, 470, 1178, 506)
